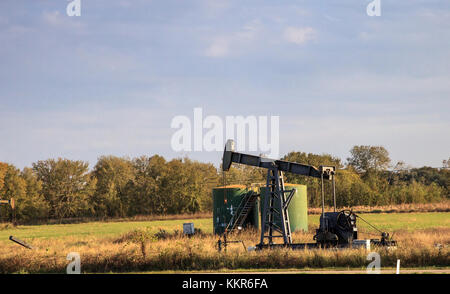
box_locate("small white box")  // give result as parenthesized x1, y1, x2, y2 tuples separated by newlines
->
(352, 239, 371, 250)
(183, 223, 195, 235)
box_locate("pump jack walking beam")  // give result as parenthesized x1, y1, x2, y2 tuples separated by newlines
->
(222, 141, 335, 181)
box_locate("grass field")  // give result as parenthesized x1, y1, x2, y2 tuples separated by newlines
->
(0, 218, 213, 242)
(0, 212, 448, 273)
(1, 212, 448, 242)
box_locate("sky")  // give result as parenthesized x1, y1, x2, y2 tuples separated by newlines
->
(0, 0, 449, 170)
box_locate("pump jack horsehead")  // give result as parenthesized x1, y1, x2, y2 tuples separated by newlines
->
(221, 139, 396, 250)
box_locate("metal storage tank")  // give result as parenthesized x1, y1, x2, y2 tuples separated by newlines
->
(212, 185, 260, 235)
(260, 183, 308, 232)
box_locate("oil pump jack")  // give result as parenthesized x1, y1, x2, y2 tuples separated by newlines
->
(221, 140, 396, 250)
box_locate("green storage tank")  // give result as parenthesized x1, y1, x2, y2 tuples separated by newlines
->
(213, 185, 260, 235)
(260, 183, 308, 232)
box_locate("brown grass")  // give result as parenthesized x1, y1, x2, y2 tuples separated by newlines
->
(0, 226, 448, 273)
(1, 203, 448, 273)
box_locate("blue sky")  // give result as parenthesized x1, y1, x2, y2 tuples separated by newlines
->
(0, 0, 449, 169)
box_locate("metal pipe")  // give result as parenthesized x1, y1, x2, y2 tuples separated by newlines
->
(321, 173, 325, 219)
(333, 177, 336, 212)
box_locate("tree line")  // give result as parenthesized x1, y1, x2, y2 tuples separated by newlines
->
(0, 156, 218, 223)
(282, 147, 449, 208)
(0, 146, 448, 223)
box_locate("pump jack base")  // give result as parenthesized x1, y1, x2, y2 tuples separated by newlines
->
(256, 243, 320, 250)
(255, 240, 396, 251)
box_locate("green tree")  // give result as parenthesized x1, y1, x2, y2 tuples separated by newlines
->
(32, 158, 93, 219)
(125, 156, 219, 215)
(181, 158, 219, 212)
(19, 168, 50, 222)
(92, 156, 134, 217)
(157, 158, 219, 214)
(0, 162, 8, 192)
(282, 151, 342, 207)
(347, 145, 391, 174)
(125, 155, 164, 215)
(221, 164, 265, 187)
(334, 168, 365, 207)
(0, 164, 51, 223)
(0, 164, 26, 221)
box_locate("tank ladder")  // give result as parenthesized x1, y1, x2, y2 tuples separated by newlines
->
(225, 191, 259, 234)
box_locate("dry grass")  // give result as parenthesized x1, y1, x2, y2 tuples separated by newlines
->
(0, 210, 448, 273)
(0, 226, 448, 273)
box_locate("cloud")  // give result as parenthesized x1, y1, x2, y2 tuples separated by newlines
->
(205, 37, 230, 57)
(4, 25, 34, 35)
(201, 0, 231, 18)
(118, 1, 132, 8)
(283, 26, 316, 44)
(42, 10, 85, 31)
(0, 105, 172, 169)
(280, 114, 449, 168)
(309, 73, 450, 100)
(204, 20, 261, 58)
(0, 15, 7, 25)
(75, 46, 139, 73)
